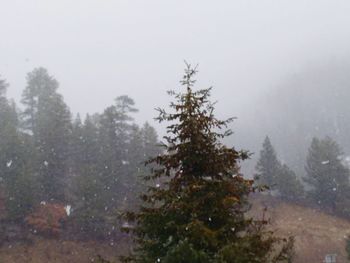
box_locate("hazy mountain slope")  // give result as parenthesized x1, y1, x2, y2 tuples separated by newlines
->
(253, 196, 350, 263)
(233, 59, 350, 176)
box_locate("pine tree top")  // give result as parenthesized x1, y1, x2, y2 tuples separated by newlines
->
(150, 64, 249, 182)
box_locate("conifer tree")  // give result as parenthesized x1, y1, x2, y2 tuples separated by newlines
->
(0, 76, 35, 219)
(122, 65, 292, 263)
(256, 137, 304, 201)
(255, 136, 280, 190)
(71, 114, 109, 238)
(98, 96, 138, 212)
(21, 68, 72, 202)
(304, 137, 350, 211)
(140, 122, 159, 160)
(125, 123, 160, 210)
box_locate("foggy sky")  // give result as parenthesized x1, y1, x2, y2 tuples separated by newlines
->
(1, 0, 350, 131)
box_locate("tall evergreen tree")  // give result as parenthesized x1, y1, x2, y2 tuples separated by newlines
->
(304, 137, 350, 211)
(21, 68, 72, 202)
(255, 136, 281, 190)
(140, 122, 160, 160)
(71, 114, 110, 238)
(98, 96, 138, 211)
(122, 65, 292, 263)
(0, 76, 35, 219)
(256, 136, 304, 201)
(125, 123, 160, 210)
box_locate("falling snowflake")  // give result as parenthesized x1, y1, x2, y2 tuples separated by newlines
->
(65, 205, 72, 216)
(6, 160, 12, 167)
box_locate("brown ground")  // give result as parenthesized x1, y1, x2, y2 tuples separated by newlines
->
(0, 237, 129, 263)
(1, 198, 350, 262)
(252, 196, 350, 263)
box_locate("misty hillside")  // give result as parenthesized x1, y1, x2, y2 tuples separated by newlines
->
(252, 196, 350, 263)
(235, 59, 350, 175)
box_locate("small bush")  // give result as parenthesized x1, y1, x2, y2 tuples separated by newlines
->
(25, 203, 67, 237)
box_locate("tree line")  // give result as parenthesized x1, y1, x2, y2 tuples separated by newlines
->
(255, 135, 350, 217)
(3, 65, 349, 262)
(0, 68, 160, 238)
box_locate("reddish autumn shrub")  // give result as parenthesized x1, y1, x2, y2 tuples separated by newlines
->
(25, 203, 67, 237)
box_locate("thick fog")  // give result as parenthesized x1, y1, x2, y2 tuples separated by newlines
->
(2, 0, 350, 179)
(3, 1, 350, 262)
(2, 0, 350, 128)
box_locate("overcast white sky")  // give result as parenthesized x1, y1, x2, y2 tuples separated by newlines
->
(1, 0, 350, 129)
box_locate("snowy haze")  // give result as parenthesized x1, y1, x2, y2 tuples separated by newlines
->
(1, 0, 350, 133)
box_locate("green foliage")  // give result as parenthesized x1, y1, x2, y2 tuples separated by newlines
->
(5, 168, 36, 220)
(21, 68, 72, 202)
(70, 98, 160, 238)
(255, 136, 281, 189)
(277, 165, 304, 202)
(97, 96, 138, 211)
(122, 65, 293, 263)
(0, 76, 36, 220)
(304, 137, 350, 211)
(0, 69, 160, 237)
(163, 240, 210, 263)
(256, 137, 304, 202)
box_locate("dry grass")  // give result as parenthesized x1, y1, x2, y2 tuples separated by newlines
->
(252, 196, 350, 263)
(1, 197, 350, 262)
(0, 236, 131, 263)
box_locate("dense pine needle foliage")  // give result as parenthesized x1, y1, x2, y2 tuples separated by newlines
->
(121, 64, 293, 263)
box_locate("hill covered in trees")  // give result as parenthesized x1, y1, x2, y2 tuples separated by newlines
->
(0, 67, 160, 240)
(2, 64, 350, 262)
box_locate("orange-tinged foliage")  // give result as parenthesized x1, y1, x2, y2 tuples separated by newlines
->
(25, 203, 67, 237)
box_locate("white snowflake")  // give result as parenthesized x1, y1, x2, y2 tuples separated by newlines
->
(65, 205, 72, 216)
(6, 160, 12, 167)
